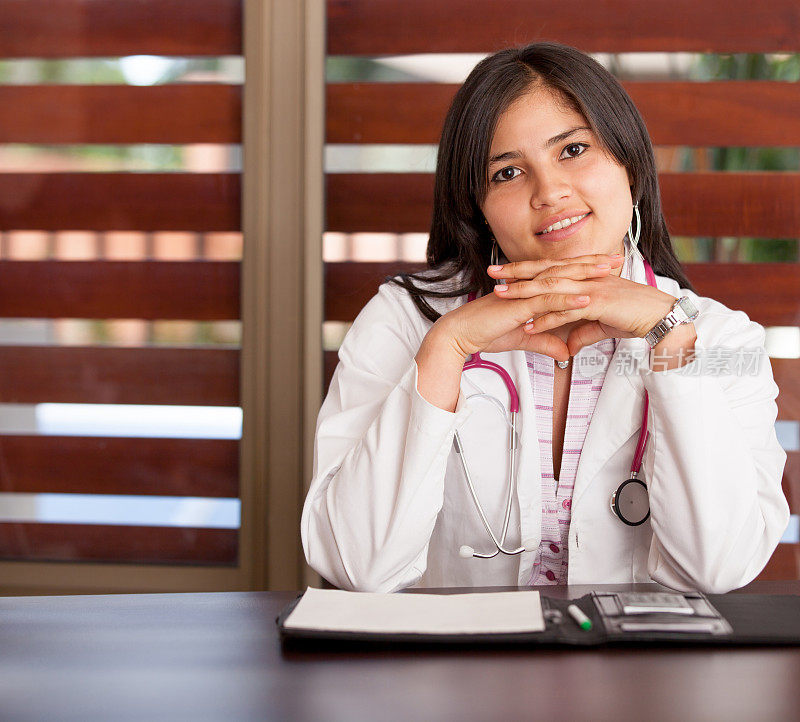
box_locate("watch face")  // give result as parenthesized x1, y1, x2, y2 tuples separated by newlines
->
(676, 296, 699, 322)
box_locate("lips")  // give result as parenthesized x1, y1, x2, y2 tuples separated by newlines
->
(535, 210, 592, 236)
(533, 210, 592, 242)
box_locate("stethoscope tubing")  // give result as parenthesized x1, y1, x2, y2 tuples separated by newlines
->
(458, 257, 657, 558)
(454, 412, 525, 557)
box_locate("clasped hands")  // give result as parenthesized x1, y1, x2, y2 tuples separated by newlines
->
(442, 252, 676, 364)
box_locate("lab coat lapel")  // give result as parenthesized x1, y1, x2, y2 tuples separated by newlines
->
(571, 337, 647, 509)
(506, 348, 541, 519)
(571, 250, 652, 510)
(507, 347, 542, 581)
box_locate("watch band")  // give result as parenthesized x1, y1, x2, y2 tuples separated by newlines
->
(644, 296, 699, 349)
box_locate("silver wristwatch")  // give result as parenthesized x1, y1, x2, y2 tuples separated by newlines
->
(644, 296, 699, 349)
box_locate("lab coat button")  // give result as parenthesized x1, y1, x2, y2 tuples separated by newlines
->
(545, 570, 556, 581)
(549, 543, 559, 553)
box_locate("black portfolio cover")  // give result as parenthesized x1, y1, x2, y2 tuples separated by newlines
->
(276, 591, 800, 647)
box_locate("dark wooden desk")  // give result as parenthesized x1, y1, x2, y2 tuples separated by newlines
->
(1, 582, 799, 721)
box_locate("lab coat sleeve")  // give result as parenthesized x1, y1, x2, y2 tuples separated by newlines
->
(301, 282, 471, 592)
(640, 295, 789, 593)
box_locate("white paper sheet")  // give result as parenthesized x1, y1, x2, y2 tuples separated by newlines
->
(283, 587, 544, 635)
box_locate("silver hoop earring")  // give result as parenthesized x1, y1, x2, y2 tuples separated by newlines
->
(625, 202, 644, 270)
(490, 240, 500, 267)
(628, 203, 641, 248)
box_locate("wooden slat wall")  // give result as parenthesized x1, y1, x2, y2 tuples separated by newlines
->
(326, 173, 800, 237)
(0, 524, 237, 564)
(0, 0, 244, 569)
(0, 436, 238, 497)
(0, 0, 242, 57)
(324, 0, 800, 581)
(0, 85, 242, 144)
(0, 346, 238, 406)
(328, 0, 800, 54)
(5, 169, 799, 236)
(0, 173, 240, 231)
(323, 346, 800, 422)
(0, 261, 239, 320)
(7, 79, 799, 147)
(759, 544, 800, 581)
(327, 82, 800, 147)
(324, 262, 800, 328)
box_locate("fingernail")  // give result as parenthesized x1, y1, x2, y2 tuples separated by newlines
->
(611, 253, 623, 258)
(595, 263, 610, 269)
(488, 265, 503, 272)
(524, 322, 534, 332)
(576, 295, 590, 302)
(494, 284, 508, 293)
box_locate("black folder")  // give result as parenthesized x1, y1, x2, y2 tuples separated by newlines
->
(277, 590, 800, 647)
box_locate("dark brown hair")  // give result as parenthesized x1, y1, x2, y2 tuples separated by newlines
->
(388, 41, 693, 322)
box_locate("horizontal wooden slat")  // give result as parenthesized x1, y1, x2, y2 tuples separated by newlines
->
(0, 173, 240, 232)
(325, 350, 799, 422)
(0, 85, 241, 144)
(784, 452, 800, 514)
(324, 349, 338, 392)
(0, 436, 238, 497)
(324, 261, 800, 327)
(0, 261, 240, 320)
(324, 261, 420, 322)
(683, 263, 800, 328)
(328, 0, 800, 55)
(327, 83, 452, 145)
(660, 174, 800, 238)
(327, 174, 433, 233)
(758, 543, 800, 581)
(324, 262, 800, 419)
(0, 523, 237, 564)
(326, 173, 800, 238)
(772, 359, 800, 422)
(0, 346, 239, 405)
(327, 82, 800, 147)
(0, 0, 241, 58)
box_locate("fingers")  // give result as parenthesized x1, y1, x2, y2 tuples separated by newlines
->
(520, 330, 572, 363)
(488, 253, 623, 281)
(566, 322, 607, 356)
(493, 263, 608, 298)
(523, 307, 589, 334)
(512, 294, 591, 328)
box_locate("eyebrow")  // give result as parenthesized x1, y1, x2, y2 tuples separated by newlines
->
(488, 125, 591, 164)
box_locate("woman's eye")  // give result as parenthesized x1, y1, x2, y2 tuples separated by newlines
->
(492, 166, 522, 182)
(560, 143, 588, 159)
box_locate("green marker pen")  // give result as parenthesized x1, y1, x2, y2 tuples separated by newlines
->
(567, 604, 592, 631)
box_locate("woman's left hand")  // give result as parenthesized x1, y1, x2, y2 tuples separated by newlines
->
(488, 258, 676, 357)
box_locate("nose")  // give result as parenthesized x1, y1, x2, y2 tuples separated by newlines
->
(529, 166, 571, 209)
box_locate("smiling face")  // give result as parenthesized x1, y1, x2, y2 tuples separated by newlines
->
(481, 84, 633, 266)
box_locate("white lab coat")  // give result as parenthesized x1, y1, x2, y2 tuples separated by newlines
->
(302, 254, 789, 593)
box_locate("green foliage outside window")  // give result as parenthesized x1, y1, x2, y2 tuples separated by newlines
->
(679, 53, 800, 263)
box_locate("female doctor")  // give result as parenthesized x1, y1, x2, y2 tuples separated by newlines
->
(302, 42, 789, 593)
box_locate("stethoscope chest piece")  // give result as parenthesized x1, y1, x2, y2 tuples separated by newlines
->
(611, 478, 650, 526)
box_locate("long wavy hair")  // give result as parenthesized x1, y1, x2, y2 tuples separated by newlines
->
(388, 41, 693, 322)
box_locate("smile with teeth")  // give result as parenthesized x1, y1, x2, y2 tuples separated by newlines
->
(538, 213, 589, 235)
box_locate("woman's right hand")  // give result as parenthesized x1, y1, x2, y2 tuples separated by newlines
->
(433, 253, 623, 363)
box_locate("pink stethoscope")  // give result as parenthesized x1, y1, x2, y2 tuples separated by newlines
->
(455, 260, 657, 560)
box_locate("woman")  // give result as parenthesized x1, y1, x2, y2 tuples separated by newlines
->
(302, 42, 788, 593)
